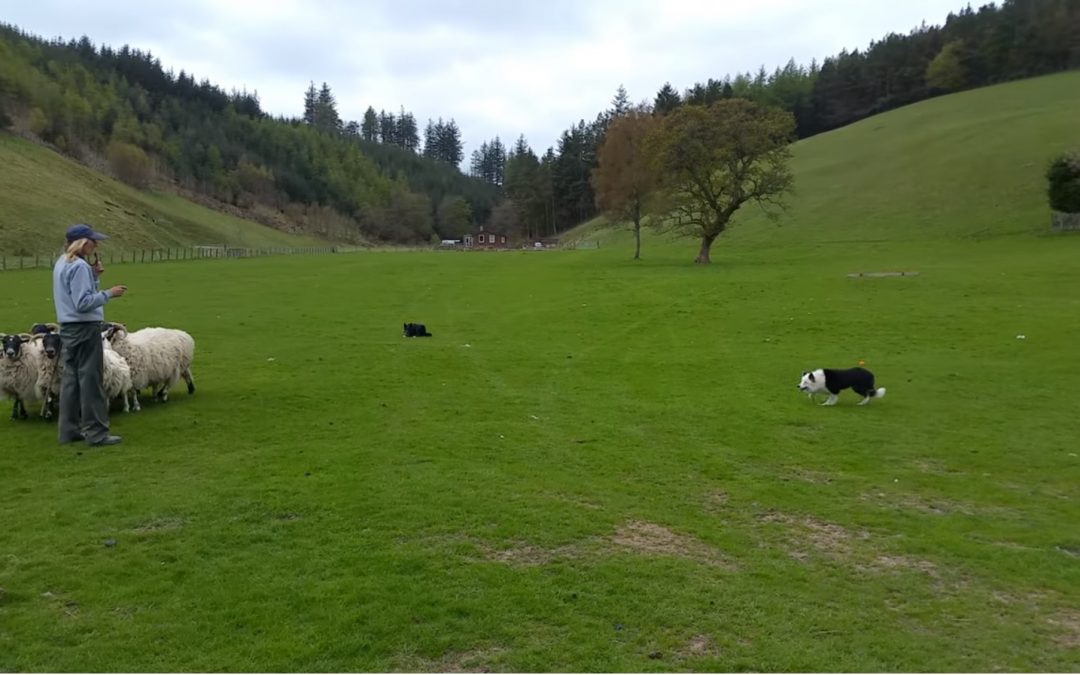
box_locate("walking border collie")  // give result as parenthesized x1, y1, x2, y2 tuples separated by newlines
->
(798, 367, 886, 406)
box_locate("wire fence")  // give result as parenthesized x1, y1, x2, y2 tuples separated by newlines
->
(0, 245, 364, 272)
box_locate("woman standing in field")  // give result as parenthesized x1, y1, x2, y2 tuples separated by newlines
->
(52, 224, 127, 446)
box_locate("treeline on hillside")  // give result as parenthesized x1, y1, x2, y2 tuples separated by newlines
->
(0, 24, 497, 243)
(475, 0, 1080, 238)
(665, 0, 1080, 137)
(1, 0, 1077, 244)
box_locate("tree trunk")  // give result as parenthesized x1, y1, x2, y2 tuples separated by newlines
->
(695, 233, 717, 264)
(632, 206, 642, 260)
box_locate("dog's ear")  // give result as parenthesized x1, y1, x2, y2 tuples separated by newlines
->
(808, 373, 816, 382)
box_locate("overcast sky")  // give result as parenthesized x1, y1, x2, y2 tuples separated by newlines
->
(4, 0, 963, 164)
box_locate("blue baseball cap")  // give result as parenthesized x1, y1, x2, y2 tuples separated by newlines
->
(65, 223, 109, 242)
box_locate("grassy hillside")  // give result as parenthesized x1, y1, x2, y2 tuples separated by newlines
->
(0, 133, 325, 254)
(740, 71, 1080, 244)
(1, 75, 1078, 671)
(575, 70, 1080, 256)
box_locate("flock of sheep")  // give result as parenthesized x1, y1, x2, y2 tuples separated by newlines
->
(0, 322, 196, 421)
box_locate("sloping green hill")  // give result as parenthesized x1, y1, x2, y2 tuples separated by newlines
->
(579, 71, 1080, 253)
(0, 133, 325, 254)
(741, 70, 1080, 245)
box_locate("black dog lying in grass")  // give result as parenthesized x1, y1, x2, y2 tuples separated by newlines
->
(403, 322, 432, 337)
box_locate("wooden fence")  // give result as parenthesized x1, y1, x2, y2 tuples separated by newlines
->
(0, 245, 360, 272)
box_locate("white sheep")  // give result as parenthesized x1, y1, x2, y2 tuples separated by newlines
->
(1, 333, 45, 420)
(101, 338, 134, 412)
(103, 323, 196, 411)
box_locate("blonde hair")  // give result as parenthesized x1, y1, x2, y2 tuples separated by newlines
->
(64, 238, 92, 262)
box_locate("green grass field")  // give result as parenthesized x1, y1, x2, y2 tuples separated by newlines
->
(1, 73, 1079, 672)
(0, 133, 324, 254)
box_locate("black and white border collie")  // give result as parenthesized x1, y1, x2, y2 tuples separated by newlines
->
(798, 367, 886, 406)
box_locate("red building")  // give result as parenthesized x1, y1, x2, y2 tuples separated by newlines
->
(464, 226, 510, 249)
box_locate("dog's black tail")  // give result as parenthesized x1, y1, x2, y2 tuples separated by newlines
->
(420, 330, 432, 337)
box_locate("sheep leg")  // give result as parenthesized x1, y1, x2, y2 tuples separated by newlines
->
(182, 368, 195, 395)
(10, 400, 18, 421)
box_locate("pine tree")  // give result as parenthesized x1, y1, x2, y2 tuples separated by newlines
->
(423, 118, 441, 159)
(425, 118, 462, 166)
(470, 141, 489, 178)
(302, 81, 318, 126)
(396, 107, 419, 152)
(441, 119, 463, 166)
(504, 135, 542, 237)
(654, 82, 681, 115)
(611, 84, 630, 117)
(489, 136, 506, 186)
(379, 110, 396, 145)
(361, 106, 378, 142)
(315, 82, 342, 133)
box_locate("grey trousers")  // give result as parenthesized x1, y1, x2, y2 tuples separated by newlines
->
(58, 321, 110, 444)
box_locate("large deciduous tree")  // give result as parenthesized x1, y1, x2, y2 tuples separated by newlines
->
(647, 99, 796, 264)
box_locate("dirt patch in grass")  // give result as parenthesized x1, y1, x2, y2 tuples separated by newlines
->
(396, 646, 506, 673)
(760, 511, 938, 576)
(40, 590, 80, 619)
(1047, 610, 1080, 648)
(674, 634, 721, 660)
(865, 555, 938, 575)
(477, 541, 584, 567)
(610, 521, 733, 569)
(782, 468, 834, 485)
(1054, 544, 1080, 558)
(705, 490, 729, 507)
(859, 491, 985, 516)
(548, 493, 605, 511)
(761, 512, 868, 558)
(466, 521, 733, 570)
(870, 491, 1020, 520)
(128, 516, 186, 534)
(913, 458, 956, 474)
